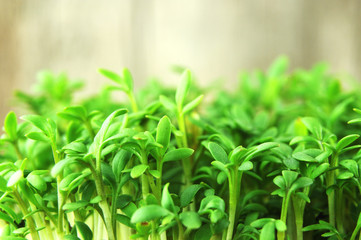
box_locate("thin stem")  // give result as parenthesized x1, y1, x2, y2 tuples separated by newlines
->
(226, 167, 238, 240)
(13, 190, 40, 240)
(293, 186, 310, 240)
(278, 191, 291, 240)
(177, 112, 188, 148)
(147, 173, 160, 200)
(151, 221, 160, 240)
(29, 202, 47, 240)
(177, 218, 184, 240)
(155, 161, 163, 200)
(140, 150, 150, 199)
(177, 112, 193, 203)
(50, 141, 66, 238)
(92, 155, 116, 240)
(57, 184, 66, 237)
(287, 199, 297, 240)
(351, 224, 361, 240)
(336, 188, 344, 234)
(326, 155, 337, 227)
(69, 195, 83, 222)
(12, 141, 23, 160)
(127, 91, 139, 113)
(84, 120, 95, 140)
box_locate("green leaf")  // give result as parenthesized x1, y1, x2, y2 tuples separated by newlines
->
(161, 183, 176, 213)
(290, 177, 312, 192)
(238, 161, 253, 171)
(260, 221, 275, 240)
(301, 117, 323, 140)
(250, 218, 274, 228)
(273, 176, 286, 189)
(243, 190, 268, 204)
(336, 134, 359, 152)
(98, 68, 123, 84)
(303, 221, 336, 232)
(156, 116, 172, 156)
(51, 158, 77, 177)
(275, 220, 287, 232)
(182, 95, 204, 115)
(271, 189, 285, 197)
(130, 164, 148, 178)
(101, 163, 116, 188)
(0, 204, 20, 224)
(337, 172, 354, 180)
(0, 212, 16, 226)
(26, 132, 49, 142)
(163, 148, 194, 163)
(116, 214, 135, 229)
(199, 195, 225, 213)
(4, 112, 18, 141)
(208, 142, 228, 164)
(18, 180, 40, 208)
(180, 211, 201, 229)
(268, 56, 288, 78)
(63, 201, 88, 212)
(122, 68, 134, 92)
(21, 115, 51, 136)
(311, 163, 329, 179)
(175, 69, 191, 108)
(149, 170, 161, 179)
(27, 173, 47, 192)
(75, 221, 93, 240)
(131, 205, 171, 223)
(282, 170, 298, 188)
(211, 161, 228, 174)
(245, 142, 279, 162)
(340, 160, 358, 177)
(217, 172, 227, 184)
(90, 196, 102, 204)
(64, 235, 81, 240)
(194, 224, 212, 240)
(180, 184, 203, 208)
(159, 95, 176, 112)
(112, 149, 132, 182)
(289, 136, 318, 146)
(292, 151, 318, 163)
(93, 109, 127, 155)
(295, 192, 311, 203)
(7, 170, 23, 188)
(63, 141, 87, 153)
(59, 173, 82, 192)
(58, 106, 87, 122)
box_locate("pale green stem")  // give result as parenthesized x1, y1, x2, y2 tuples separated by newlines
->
(293, 186, 310, 240)
(51, 142, 66, 238)
(127, 91, 139, 113)
(84, 120, 96, 140)
(326, 160, 337, 227)
(92, 153, 116, 240)
(226, 167, 239, 240)
(351, 223, 361, 240)
(12, 141, 23, 160)
(140, 150, 150, 199)
(14, 190, 40, 240)
(278, 191, 291, 240)
(177, 218, 184, 240)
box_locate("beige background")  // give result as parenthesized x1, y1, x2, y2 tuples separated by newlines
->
(1, 1, 361, 122)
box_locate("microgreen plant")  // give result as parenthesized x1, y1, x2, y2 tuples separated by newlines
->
(1, 58, 361, 240)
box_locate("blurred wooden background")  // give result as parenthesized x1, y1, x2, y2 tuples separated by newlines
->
(0, 0, 361, 121)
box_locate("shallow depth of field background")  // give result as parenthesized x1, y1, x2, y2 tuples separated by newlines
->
(0, 1, 361, 122)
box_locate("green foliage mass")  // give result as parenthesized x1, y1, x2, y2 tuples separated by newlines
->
(1, 57, 361, 240)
